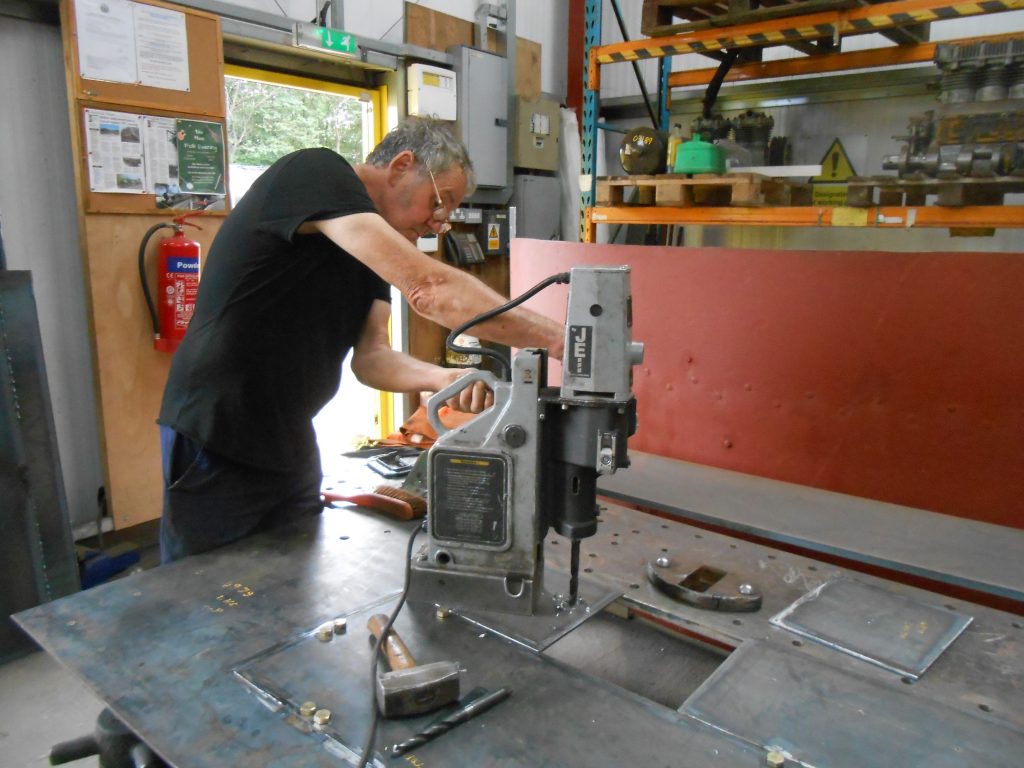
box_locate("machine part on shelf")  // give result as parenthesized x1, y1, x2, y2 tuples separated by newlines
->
(883, 37, 1024, 180)
(731, 109, 775, 165)
(646, 560, 763, 612)
(691, 113, 731, 142)
(619, 126, 668, 175)
(935, 38, 1024, 103)
(675, 134, 726, 175)
(390, 687, 512, 757)
(410, 267, 643, 616)
(366, 613, 461, 717)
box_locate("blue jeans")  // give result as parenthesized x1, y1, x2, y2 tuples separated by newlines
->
(159, 426, 323, 563)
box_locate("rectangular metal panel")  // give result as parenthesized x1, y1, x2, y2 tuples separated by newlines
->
(513, 174, 561, 240)
(770, 576, 972, 678)
(0, 272, 79, 662)
(683, 641, 1024, 768)
(454, 46, 507, 188)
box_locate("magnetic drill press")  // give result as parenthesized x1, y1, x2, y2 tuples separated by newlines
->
(410, 266, 645, 615)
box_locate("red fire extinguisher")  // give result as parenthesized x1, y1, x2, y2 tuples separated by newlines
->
(139, 211, 202, 353)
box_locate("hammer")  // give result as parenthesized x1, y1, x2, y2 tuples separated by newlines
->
(367, 614, 460, 718)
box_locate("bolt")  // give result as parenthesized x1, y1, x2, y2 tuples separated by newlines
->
(766, 750, 785, 767)
(313, 708, 332, 726)
(316, 625, 333, 642)
(738, 583, 754, 595)
(436, 606, 452, 620)
(333, 618, 347, 636)
(299, 701, 317, 718)
(655, 556, 671, 568)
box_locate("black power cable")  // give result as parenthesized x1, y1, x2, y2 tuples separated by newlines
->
(445, 271, 571, 381)
(355, 520, 426, 768)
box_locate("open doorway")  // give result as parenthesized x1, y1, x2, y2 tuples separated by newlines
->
(223, 66, 390, 472)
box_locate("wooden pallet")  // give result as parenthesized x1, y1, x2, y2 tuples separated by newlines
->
(847, 175, 1024, 207)
(595, 173, 813, 208)
(640, 0, 927, 48)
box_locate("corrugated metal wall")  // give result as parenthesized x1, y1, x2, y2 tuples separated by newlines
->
(0, 14, 104, 530)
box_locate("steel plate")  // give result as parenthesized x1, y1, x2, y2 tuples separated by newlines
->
(770, 576, 972, 678)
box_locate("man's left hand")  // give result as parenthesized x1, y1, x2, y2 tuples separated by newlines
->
(431, 368, 494, 413)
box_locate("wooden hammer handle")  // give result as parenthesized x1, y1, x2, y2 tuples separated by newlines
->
(367, 613, 417, 670)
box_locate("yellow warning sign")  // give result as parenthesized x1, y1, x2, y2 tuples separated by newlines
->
(812, 138, 857, 206)
(487, 223, 500, 251)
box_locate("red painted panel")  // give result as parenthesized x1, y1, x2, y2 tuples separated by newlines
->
(511, 240, 1024, 528)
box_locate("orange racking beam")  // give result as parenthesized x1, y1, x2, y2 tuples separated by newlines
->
(669, 43, 937, 87)
(587, 205, 1024, 230)
(666, 32, 1024, 88)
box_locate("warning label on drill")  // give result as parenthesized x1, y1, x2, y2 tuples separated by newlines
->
(568, 325, 593, 378)
(431, 451, 507, 546)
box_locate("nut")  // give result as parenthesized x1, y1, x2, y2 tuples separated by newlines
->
(333, 618, 347, 635)
(766, 750, 785, 767)
(299, 701, 317, 718)
(436, 606, 452, 620)
(316, 625, 333, 642)
(313, 708, 331, 726)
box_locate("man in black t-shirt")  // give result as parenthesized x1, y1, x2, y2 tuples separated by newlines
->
(157, 117, 564, 563)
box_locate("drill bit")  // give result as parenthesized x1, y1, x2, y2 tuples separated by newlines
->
(569, 539, 581, 605)
(390, 687, 511, 756)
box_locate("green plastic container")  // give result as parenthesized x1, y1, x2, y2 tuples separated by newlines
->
(674, 133, 726, 175)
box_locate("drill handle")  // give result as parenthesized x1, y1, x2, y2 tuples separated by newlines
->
(426, 369, 501, 436)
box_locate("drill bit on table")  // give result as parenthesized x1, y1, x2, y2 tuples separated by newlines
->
(390, 687, 512, 756)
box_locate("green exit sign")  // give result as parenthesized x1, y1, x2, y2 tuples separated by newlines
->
(317, 27, 357, 55)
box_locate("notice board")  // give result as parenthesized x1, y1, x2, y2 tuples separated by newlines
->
(60, 0, 227, 528)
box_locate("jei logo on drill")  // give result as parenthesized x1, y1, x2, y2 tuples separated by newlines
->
(570, 325, 592, 377)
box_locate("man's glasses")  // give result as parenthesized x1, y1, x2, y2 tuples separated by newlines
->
(427, 168, 452, 233)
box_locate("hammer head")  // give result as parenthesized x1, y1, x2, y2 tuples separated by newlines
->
(375, 660, 461, 717)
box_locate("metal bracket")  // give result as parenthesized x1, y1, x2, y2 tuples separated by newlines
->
(646, 559, 762, 612)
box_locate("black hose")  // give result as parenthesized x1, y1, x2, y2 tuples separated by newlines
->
(138, 223, 175, 338)
(703, 49, 741, 119)
(609, 0, 659, 129)
(446, 271, 571, 381)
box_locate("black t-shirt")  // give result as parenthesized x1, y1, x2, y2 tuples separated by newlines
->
(159, 148, 391, 470)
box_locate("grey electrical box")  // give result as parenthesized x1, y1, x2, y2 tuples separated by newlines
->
(514, 98, 560, 172)
(452, 46, 508, 189)
(513, 175, 561, 240)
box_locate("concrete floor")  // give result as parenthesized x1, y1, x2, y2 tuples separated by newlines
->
(0, 649, 105, 767)
(3, 541, 161, 767)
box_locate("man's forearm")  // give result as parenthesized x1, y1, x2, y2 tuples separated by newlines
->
(406, 267, 565, 359)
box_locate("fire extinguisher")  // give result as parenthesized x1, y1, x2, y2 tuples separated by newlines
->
(139, 211, 202, 353)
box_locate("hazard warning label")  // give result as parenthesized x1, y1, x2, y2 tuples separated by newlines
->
(811, 139, 857, 206)
(486, 223, 500, 251)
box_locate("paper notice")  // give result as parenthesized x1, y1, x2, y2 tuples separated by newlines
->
(84, 109, 146, 193)
(76, 0, 137, 84)
(134, 3, 190, 91)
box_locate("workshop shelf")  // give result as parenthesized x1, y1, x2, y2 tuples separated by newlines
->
(581, 0, 1024, 241)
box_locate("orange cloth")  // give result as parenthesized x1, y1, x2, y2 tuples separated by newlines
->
(386, 405, 476, 447)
